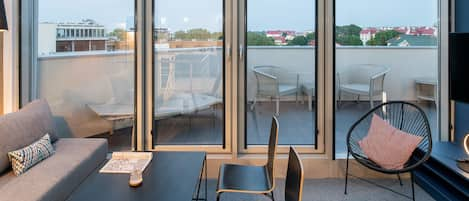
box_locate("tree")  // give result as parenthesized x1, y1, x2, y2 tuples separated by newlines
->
(173, 29, 221, 41)
(108, 28, 127, 41)
(336, 24, 362, 37)
(174, 31, 189, 40)
(288, 36, 308, 46)
(367, 30, 400, 46)
(247, 32, 275, 46)
(335, 24, 362, 46)
(306, 33, 315, 41)
(336, 35, 362, 46)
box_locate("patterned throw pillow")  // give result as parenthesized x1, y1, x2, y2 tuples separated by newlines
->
(8, 134, 55, 176)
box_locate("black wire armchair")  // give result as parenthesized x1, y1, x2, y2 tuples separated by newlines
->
(344, 101, 433, 201)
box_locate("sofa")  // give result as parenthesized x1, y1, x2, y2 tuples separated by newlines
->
(0, 99, 108, 201)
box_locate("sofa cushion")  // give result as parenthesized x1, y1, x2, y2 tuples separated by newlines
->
(8, 134, 55, 176)
(20, 99, 59, 142)
(0, 138, 107, 201)
(0, 99, 58, 173)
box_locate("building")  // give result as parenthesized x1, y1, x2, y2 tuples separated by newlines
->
(38, 19, 108, 55)
(394, 26, 437, 36)
(387, 35, 438, 47)
(360, 28, 378, 45)
(266, 30, 296, 45)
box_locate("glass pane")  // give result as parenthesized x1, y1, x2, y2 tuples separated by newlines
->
(334, 0, 439, 155)
(153, 0, 224, 145)
(246, 0, 316, 145)
(35, 0, 135, 152)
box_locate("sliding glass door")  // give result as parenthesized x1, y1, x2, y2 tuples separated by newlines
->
(240, 0, 324, 153)
(24, 0, 136, 152)
(152, 0, 227, 148)
(333, 0, 445, 156)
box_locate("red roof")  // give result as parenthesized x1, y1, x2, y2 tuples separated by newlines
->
(266, 30, 296, 35)
(360, 28, 378, 35)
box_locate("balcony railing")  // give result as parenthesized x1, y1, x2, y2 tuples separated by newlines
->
(36, 46, 439, 145)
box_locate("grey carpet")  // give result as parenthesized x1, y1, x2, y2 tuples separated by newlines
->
(207, 179, 434, 201)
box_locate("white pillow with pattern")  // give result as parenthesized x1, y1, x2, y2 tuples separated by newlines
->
(8, 134, 55, 176)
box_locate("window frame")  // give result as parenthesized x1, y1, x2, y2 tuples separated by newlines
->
(147, 0, 234, 153)
(237, 0, 326, 154)
(329, 0, 450, 159)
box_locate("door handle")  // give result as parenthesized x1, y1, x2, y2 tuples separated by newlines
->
(239, 44, 244, 61)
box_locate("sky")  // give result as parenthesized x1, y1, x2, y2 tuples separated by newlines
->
(39, 0, 439, 33)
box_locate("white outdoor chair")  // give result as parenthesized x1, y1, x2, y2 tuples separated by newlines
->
(251, 65, 299, 116)
(337, 64, 390, 108)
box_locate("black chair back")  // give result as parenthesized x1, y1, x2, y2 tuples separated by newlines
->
(347, 101, 432, 173)
(266, 116, 279, 189)
(285, 147, 304, 201)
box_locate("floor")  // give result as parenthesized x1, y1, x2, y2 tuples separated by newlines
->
(206, 178, 435, 201)
(93, 101, 437, 153)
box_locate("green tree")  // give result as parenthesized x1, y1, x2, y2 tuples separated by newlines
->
(108, 28, 127, 41)
(174, 31, 189, 40)
(367, 30, 400, 46)
(288, 36, 308, 46)
(247, 32, 275, 46)
(336, 35, 363, 46)
(211, 32, 223, 40)
(306, 33, 315, 41)
(336, 24, 362, 37)
(335, 24, 362, 46)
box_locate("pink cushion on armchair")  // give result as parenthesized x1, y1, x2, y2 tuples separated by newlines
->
(358, 114, 423, 170)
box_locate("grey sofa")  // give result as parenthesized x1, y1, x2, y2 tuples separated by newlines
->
(0, 99, 108, 201)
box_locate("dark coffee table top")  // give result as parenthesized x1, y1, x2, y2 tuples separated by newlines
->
(66, 151, 206, 201)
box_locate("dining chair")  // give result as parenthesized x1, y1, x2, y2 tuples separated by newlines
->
(216, 116, 279, 201)
(285, 147, 304, 201)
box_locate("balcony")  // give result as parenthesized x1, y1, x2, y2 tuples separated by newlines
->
(36, 46, 439, 152)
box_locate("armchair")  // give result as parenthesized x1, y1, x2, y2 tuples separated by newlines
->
(251, 65, 299, 116)
(338, 64, 390, 108)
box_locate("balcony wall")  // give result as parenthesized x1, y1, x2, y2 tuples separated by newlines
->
(36, 46, 438, 137)
(246, 46, 438, 101)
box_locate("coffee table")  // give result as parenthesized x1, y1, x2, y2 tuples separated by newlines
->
(66, 151, 207, 201)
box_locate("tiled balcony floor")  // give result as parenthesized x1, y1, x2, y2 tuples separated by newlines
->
(94, 101, 437, 153)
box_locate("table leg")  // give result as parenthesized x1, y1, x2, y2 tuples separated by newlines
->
(110, 120, 115, 135)
(193, 156, 207, 201)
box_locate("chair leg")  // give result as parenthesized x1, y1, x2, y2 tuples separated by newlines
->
(397, 173, 403, 186)
(338, 90, 342, 108)
(344, 151, 350, 195)
(216, 192, 222, 201)
(250, 97, 257, 111)
(411, 172, 415, 201)
(271, 191, 275, 201)
(275, 97, 280, 116)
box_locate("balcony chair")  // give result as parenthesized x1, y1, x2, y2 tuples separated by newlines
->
(285, 147, 305, 201)
(344, 101, 432, 201)
(216, 116, 279, 201)
(337, 64, 390, 108)
(251, 65, 299, 116)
